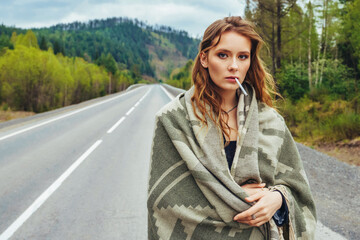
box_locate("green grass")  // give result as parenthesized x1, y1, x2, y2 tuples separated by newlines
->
(277, 96, 360, 144)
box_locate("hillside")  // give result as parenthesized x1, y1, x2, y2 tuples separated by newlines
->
(0, 17, 200, 115)
(0, 17, 200, 82)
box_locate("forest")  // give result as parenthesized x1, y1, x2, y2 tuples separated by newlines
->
(0, 17, 199, 113)
(166, 0, 360, 163)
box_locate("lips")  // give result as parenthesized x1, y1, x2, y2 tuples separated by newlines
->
(225, 77, 237, 82)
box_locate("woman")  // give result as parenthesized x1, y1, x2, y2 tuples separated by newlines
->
(148, 16, 316, 240)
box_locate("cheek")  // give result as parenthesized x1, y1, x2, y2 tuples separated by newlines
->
(240, 61, 251, 75)
(208, 59, 224, 78)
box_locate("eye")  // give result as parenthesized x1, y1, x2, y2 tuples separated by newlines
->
(239, 54, 249, 60)
(218, 53, 227, 59)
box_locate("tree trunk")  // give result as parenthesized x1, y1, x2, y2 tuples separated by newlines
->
(108, 73, 112, 94)
(315, 25, 322, 87)
(276, 0, 282, 71)
(319, 0, 328, 85)
(334, 40, 338, 71)
(299, 37, 302, 77)
(308, 1, 313, 90)
(299, 37, 302, 67)
(245, 0, 252, 19)
(272, 13, 276, 75)
(64, 82, 67, 106)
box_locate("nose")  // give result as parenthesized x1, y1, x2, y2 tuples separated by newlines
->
(228, 58, 238, 71)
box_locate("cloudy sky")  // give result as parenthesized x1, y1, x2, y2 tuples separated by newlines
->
(0, 0, 246, 38)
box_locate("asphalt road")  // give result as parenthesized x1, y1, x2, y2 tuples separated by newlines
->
(0, 84, 357, 239)
(0, 85, 169, 240)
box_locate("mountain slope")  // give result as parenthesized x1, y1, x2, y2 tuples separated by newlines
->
(27, 17, 199, 81)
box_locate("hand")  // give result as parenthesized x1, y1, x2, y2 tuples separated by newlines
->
(241, 183, 266, 197)
(234, 185, 282, 227)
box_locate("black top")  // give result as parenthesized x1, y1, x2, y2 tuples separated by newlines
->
(224, 140, 288, 227)
(225, 141, 237, 169)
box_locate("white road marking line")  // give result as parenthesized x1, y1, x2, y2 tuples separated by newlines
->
(0, 140, 103, 240)
(107, 117, 126, 134)
(126, 107, 135, 116)
(0, 87, 145, 142)
(138, 88, 151, 102)
(160, 85, 174, 100)
(144, 88, 151, 97)
(106, 87, 152, 134)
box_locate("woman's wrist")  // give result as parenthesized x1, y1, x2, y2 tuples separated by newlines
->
(271, 190, 283, 210)
(271, 189, 289, 226)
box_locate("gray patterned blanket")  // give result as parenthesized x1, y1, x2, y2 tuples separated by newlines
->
(148, 84, 316, 239)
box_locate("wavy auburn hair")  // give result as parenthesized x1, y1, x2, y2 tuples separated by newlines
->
(191, 16, 279, 142)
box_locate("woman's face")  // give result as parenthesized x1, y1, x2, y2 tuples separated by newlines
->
(201, 31, 251, 95)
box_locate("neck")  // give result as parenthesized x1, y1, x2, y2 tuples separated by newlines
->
(219, 89, 238, 110)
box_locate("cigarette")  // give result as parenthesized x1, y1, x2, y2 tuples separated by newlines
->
(235, 78, 248, 96)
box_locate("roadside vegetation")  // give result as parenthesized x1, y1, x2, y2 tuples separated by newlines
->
(0, 30, 134, 113)
(0, 17, 198, 117)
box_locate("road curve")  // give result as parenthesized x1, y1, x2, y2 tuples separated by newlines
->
(0, 84, 357, 239)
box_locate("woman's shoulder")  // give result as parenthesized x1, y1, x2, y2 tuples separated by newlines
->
(257, 101, 287, 131)
(155, 91, 187, 119)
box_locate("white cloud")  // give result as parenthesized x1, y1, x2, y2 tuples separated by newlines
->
(59, 1, 244, 36)
(0, 0, 245, 37)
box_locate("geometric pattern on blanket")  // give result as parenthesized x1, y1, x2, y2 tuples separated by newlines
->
(148, 83, 316, 240)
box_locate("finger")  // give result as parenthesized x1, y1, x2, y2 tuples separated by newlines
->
(237, 214, 267, 227)
(253, 210, 276, 226)
(245, 190, 268, 202)
(234, 210, 251, 221)
(234, 206, 261, 221)
(243, 183, 266, 188)
(244, 214, 268, 226)
(251, 183, 266, 187)
(234, 215, 253, 222)
(234, 207, 257, 220)
(236, 217, 255, 224)
(236, 219, 249, 224)
(249, 219, 266, 227)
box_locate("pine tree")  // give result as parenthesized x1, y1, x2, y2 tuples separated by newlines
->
(39, 36, 48, 50)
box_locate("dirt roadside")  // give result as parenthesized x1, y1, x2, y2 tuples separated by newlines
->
(301, 138, 360, 166)
(0, 110, 35, 123)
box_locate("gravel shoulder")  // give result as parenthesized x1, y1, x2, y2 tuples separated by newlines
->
(298, 143, 360, 240)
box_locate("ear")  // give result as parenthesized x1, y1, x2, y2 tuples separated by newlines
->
(200, 52, 208, 68)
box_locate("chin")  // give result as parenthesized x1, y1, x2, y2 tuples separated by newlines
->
(218, 86, 238, 93)
(224, 83, 239, 90)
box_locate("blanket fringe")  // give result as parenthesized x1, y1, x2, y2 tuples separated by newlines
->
(269, 186, 295, 240)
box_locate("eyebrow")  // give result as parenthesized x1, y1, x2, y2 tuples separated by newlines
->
(215, 48, 250, 54)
